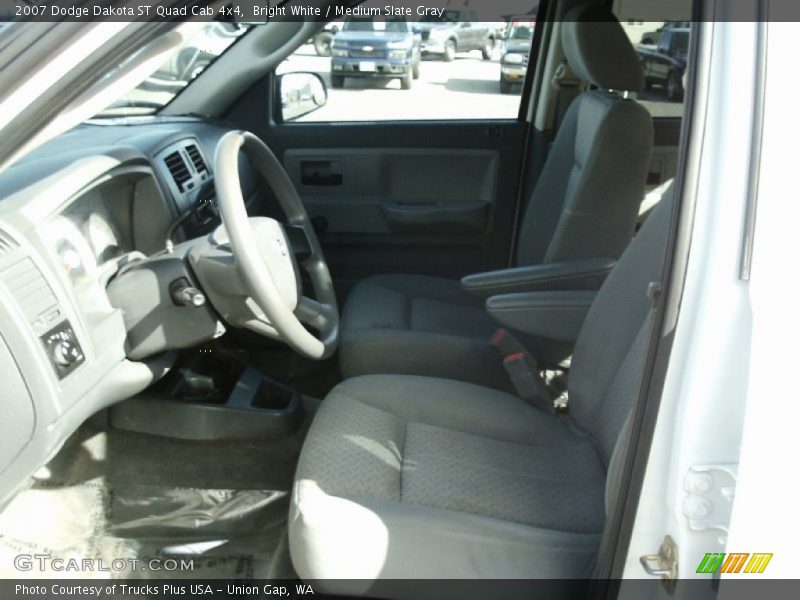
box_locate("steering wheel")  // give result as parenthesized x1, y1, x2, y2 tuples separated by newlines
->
(213, 131, 338, 360)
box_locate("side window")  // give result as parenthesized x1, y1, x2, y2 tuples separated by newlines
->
(276, 2, 541, 122)
(620, 20, 690, 118)
(611, 1, 691, 194)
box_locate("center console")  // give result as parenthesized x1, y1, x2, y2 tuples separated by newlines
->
(109, 350, 304, 440)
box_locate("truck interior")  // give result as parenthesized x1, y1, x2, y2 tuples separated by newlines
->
(0, 0, 697, 591)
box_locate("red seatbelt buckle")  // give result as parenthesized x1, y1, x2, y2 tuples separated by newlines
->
(490, 328, 527, 357)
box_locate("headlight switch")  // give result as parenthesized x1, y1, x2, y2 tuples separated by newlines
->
(41, 320, 85, 379)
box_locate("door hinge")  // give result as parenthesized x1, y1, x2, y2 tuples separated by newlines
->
(683, 464, 738, 544)
(640, 535, 678, 594)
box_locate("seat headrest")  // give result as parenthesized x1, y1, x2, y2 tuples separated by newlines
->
(562, 3, 646, 92)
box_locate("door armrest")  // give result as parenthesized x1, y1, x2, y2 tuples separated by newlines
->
(486, 291, 596, 342)
(461, 258, 615, 301)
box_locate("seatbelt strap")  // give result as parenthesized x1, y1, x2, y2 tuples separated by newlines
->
(491, 329, 555, 414)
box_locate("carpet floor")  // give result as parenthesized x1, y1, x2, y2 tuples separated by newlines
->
(0, 400, 318, 579)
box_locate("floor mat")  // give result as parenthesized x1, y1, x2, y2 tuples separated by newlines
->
(0, 480, 295, 579)
(0, 421, 305, 579)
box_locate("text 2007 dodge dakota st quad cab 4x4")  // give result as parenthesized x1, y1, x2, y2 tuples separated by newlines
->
(0, 0, 797, 598)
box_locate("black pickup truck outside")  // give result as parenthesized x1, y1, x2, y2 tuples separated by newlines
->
(637, 28, 690, 101)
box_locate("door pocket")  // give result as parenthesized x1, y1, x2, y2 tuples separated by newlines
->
(381, 201, 490, 235)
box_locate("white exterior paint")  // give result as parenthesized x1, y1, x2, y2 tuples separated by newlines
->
(625, 19, 798, 581)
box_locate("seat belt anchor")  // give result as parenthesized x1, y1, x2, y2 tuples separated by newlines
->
(491, 329, 555, 414)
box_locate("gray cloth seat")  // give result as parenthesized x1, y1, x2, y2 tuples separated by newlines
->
(289, 182, 673, 584)
(290, 376, 604, 582)
(339, 274, 514, 390)
(340, 4, 654, 387)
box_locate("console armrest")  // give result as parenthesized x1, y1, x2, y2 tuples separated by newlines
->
(461, 258, 615, 300)
(486, 291, 596, 342)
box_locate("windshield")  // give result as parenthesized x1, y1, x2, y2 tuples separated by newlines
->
(342, 18, 409, 33)
(94, 22, 251, 118)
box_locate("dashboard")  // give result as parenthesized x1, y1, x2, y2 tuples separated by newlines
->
(0, 117, 263, 504)
(49, 178, 134, 286)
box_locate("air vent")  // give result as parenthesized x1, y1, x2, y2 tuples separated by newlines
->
(186, 144, 208, 176)
(0, 257, 60, 329)
(164, 150, 192, 192)
(0, 231, 19, 258)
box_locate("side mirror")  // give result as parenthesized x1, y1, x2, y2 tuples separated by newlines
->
(277, 72, 328, 122)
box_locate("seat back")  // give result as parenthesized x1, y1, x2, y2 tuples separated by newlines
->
(568, 186, 672, 465)
(515, 3, 654, 267)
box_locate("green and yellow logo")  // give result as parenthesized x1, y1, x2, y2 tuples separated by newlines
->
(696, 552, 773, 574)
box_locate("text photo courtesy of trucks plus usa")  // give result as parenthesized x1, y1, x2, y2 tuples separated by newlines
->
(0, 0, 797, 598)
(15, 583, 313, 597)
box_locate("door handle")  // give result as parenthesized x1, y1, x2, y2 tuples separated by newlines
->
(300, 160, 343, 186)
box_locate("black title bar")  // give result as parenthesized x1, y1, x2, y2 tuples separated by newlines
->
(1, 0, 796, 23)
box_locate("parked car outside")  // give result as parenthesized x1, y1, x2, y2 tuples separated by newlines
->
(639, 21, 691, 45)
(330, 17, 421, 90)
(500, 18, 535, 94)
(637, 26, 690, 101)
(414, 9, 496, 61)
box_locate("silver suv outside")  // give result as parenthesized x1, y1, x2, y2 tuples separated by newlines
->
(414, 10, 496, 61)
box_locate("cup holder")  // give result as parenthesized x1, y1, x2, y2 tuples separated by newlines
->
(169, 354, 243, 404)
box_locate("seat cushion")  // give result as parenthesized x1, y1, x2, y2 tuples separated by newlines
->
(340, 275, 513, 390)
(289, 375, 606, 584)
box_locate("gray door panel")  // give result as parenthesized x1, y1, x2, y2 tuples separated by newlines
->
(224, 76, 531, 297)
(284, 148, 498, 236)
(247, 117, 528, 296)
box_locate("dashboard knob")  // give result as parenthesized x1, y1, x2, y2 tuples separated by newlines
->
(183, 289, 207, 307)
(53, 340, 79, 367)
(41, 321, 84, 378)
(170, 279, 207, 308)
